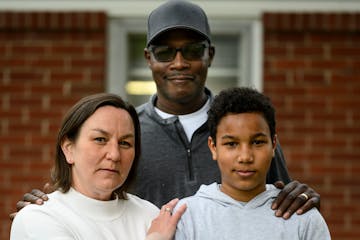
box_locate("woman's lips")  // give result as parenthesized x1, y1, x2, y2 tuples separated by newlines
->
(99, 168, 119, 174)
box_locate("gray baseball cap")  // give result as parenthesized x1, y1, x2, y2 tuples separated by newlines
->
(147, 0, 211, 46)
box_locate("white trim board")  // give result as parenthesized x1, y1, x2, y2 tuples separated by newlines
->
(0, 1, 359, 19)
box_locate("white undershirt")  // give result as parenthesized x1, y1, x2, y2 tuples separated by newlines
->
(155, 98, 211, 142)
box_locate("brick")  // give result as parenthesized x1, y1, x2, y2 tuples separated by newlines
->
(69, 58, 105, 69)
(11, 45, 48, 55)
(30, 84, 65, 95)
(309, 33, 354, 44)
(50, 45, 86, 56)
(50, 71, 85, 82)
(264, 45, 288, 56)
(9, 70, 44, 82)
(309, 59, 350, 70)
(331, 47, 360, 57)
(271, 59, 307, 70)
(0, 58, 28, 68)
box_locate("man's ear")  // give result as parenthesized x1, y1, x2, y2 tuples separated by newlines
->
(61, 138, 74, 164)
(208, 136, 217, 161)
(207, 46, 215, 67)
(144, 48, 151, 67)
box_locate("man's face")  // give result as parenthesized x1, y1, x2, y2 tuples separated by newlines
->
(144, 29, 214, 108)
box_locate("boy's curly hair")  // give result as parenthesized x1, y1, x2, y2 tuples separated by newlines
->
(208, 87, 276, 144)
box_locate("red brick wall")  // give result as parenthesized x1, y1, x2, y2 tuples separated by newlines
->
(0, 12, 106, 239)
(263, 13, 360, 240)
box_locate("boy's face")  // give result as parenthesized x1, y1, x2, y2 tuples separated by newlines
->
(208, 112, 276, 202)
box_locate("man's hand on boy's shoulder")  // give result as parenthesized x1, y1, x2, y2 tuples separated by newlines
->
(271, 180, 320, 220)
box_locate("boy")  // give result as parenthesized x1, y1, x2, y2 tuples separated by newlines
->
(174, 87, 331, 239)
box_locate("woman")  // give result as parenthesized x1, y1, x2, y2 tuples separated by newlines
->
(10, 93, 185, 240)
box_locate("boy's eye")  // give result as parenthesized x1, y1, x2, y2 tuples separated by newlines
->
(252, 139, 266, 145)
(94, 137, 106, 143)
(224, 142, 237, 147)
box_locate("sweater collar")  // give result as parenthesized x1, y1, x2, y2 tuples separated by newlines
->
(58, 188, 126, 221)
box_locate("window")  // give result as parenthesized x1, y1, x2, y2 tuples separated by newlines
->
(107, 18, 262, 107)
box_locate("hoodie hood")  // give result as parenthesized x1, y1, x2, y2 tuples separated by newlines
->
(194, 183, 280, 209)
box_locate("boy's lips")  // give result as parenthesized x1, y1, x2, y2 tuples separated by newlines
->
(235, 169, 256, 177)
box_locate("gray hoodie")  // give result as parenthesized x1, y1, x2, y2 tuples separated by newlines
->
(175, 183, 331, 240)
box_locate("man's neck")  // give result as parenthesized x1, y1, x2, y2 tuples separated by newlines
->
(155, 92, 208, 115)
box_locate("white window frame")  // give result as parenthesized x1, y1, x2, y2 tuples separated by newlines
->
(107, 17, 263, 100)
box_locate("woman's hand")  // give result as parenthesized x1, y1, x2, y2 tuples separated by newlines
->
(146, 198, 187, 240)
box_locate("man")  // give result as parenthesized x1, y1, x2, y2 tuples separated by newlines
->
(131, 0, 319, 218)
(13, 0, 319, 220)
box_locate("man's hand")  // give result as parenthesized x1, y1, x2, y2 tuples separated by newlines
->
(271, 180, 320, 219)
(9, 183, 52, 220)
(146, 198, 187, 240)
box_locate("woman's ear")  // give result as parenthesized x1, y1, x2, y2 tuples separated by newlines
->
(61, 138, 74, 164)
(208, 136, 217, 161)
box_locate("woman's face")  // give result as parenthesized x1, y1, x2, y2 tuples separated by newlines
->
(61, 106, 135, 201)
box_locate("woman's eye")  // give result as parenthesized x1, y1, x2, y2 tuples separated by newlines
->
(119, 141, 132, 148)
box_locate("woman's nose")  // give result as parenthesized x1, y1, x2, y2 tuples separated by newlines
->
(106, 142, 120, 162)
